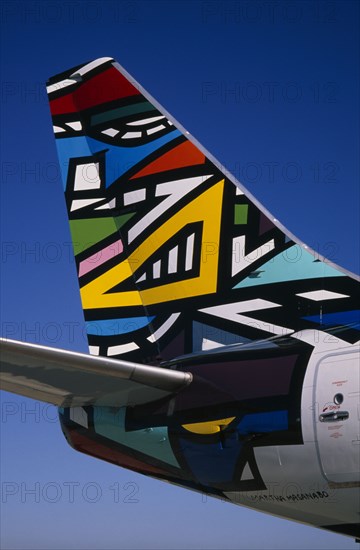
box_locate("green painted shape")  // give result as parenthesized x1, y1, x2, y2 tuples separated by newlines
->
(94, 407, 180, 468)
(234, 204, 248, 225)
(91, 102, 156, 126)
(113, 213, 135, 229)
(70, 213, 135, 255)
(233, 245, 345, 289)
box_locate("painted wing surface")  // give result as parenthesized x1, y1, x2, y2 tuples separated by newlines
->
(47, 57, 359, 365)
(0, 338, 192, 407)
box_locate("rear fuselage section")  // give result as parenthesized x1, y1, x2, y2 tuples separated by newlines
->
(59, 332, 360, 539)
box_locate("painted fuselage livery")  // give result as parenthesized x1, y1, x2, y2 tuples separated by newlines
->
(1, 57, 359, 541)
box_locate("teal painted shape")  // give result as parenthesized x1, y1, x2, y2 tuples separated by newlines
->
(233, 245, 344, 289)
(94, 407, 180, 468)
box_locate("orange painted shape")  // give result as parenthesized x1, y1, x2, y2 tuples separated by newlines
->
(130, 140, 205, 179)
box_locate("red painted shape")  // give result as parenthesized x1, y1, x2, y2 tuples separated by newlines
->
(50, 93, 77, 115)
(130, 140, 206, 179)
(50, 66, 140, 115)
(68, 427, 172, 477)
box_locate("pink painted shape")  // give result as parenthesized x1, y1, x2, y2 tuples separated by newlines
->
(79, 239, 123, 277)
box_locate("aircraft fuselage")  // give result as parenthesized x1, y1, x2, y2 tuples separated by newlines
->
(60, 330, 360, 539)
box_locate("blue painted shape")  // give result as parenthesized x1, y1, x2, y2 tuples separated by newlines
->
(238, 410, 288, 434)
(233, 245, 344, 289)
(86, 316, 155, 336)
(94, 407, 180, 468)
(101, 131, 181, 187)
(192, 321, 250, 352)
(56, 130, 181, 189)
(304, 310, 360, 329)
(179, 433, 241, 484)
(56, 136, 93, 187)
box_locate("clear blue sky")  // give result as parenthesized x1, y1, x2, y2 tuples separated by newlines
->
(1, 1, 359, 549)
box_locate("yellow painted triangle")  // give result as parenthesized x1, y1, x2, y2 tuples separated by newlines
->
(80, 179, 224, 309)
(182, 416, 236, 435)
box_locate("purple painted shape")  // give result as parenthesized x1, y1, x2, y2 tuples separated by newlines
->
(259, 212, 275, 235)
(79, 239, 123, 276)
(161, 330, 185, 361)
(173, 355, 299, 411)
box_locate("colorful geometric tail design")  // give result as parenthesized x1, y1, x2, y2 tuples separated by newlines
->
(47, 57, 359, 363)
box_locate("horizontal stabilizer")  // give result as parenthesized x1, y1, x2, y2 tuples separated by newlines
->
(0, 338, 192, 407)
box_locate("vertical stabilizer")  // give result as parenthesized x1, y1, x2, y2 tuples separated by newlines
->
(47, 58, 359, 363)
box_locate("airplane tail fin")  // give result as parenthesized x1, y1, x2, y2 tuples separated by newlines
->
(47, 57, 359, 363)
